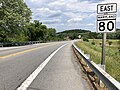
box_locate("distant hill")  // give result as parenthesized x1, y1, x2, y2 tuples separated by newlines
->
(57, 29, 94, 40)
(57, 29, 120, 40)
(58, 29, 91, 34)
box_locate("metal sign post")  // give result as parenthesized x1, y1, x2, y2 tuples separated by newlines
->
(101, 33, 106, 69)
(97, 3, 117, 71)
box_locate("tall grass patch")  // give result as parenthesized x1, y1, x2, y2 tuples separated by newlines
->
(75, 39, 120, 82)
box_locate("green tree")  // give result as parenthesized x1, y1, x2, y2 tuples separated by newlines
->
(47, 28, 56, 41)
(26, 22, 36, 41)
(0, 0, 32, 42)
(26, 20, 49, 42)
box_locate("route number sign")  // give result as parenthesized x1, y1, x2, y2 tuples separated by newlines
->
(97, 14, 116, 33)
(97, 3, 117, 33)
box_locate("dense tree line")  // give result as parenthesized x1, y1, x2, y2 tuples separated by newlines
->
(107, 29, 120, 39)
(57, 29, 91, 40)
(25, 20, 58, 42)
(97, 29, 120, 39)
(58, 29, 120, 40)
(0, 0, 61, 43)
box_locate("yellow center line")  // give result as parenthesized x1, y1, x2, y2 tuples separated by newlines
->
(0, 44, 54, 59)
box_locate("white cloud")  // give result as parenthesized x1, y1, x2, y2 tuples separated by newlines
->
(66, 1, 96, 13)
(30, 0, 38, 2)
(48, 0, 80, 11)
(64, 12, 88, 18)
(32, 7, 61, 20)
(60, 23, 65, 26)
(67, 17, 83, 23)
(48, 0, 97, 13)
(89, 13, 96, 18)
(43, 19, 61, 24)
(49, 0, 78, 6)
(87, 23, 94, 26)
(36, 7, 61, 17)
(117, 17, 120, 22)
(49, 0, 65, 7)
(30, 0, 49, 3)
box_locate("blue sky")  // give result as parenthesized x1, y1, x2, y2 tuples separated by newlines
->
(24, 0, 120, 32)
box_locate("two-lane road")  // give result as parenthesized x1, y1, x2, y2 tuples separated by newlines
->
(0, 41, 91, 90)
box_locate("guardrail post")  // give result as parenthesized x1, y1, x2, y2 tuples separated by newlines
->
(85, 54, 90, 67)
(98, 64, 105, 87)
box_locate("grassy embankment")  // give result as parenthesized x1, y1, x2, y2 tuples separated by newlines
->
(75, 39, 120, 82)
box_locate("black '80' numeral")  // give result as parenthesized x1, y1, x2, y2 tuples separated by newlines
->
(99, 21, 114, 31)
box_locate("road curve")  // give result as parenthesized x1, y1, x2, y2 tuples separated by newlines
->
(0, 41, 91, 90)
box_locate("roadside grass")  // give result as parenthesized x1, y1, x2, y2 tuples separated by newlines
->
(75, 39, 120, 82)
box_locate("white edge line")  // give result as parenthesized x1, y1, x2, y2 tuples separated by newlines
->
(17, 43, 67, 90)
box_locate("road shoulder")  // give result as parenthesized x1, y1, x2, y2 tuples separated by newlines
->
(27, 43, 91, 90)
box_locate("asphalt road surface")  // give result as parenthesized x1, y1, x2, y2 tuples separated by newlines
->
(0, 41, 91, 90)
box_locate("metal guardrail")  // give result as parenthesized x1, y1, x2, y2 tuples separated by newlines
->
(0, 40, 66, 47)
(0, 41, 41, 47)
(72, 44, 120, 90)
